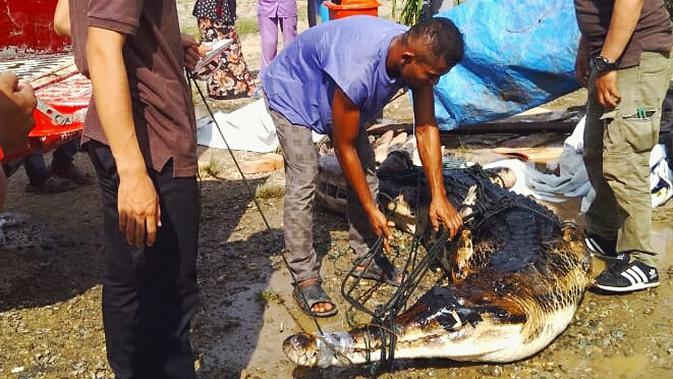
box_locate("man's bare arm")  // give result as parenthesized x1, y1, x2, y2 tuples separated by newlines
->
(331, 88, 393, 243)
(412, 85, 462, 238)
(54, 0, 71, 37)
(593, 0, 644, 107)
(601, 0, 644, 63)
(87, 26, 160, 247)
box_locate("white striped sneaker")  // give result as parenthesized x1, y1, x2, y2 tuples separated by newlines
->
(584, 232, 617, 259)
(594, 260, 660, 293)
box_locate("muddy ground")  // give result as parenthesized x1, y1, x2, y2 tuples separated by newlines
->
(3, 129, 673, 379)
(2, 1, 673, 378)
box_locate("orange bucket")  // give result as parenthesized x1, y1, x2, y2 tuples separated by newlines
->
(323, 0, 380, 20)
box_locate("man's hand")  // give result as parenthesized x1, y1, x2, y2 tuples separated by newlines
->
(117, 170, 161, 247)
(181, 34, 202, 72)
(429, 197, 462, 239)
(366, 207, 395, 251)
(198, 43, 212, 57)
(594, 71, 621, 108)
(0, 72, 36, 153)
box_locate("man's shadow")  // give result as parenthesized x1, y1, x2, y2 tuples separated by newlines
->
(192, 176, 349, 378)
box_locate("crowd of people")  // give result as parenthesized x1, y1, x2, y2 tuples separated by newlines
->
(0, 0, 670, 377)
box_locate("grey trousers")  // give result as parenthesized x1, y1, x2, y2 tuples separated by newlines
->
(270, 108, 379, 283)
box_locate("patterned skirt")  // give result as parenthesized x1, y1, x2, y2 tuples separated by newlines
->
(197, 17, 257, 100)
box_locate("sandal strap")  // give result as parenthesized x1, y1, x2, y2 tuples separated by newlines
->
(293, 282, 337, 317)
(295, 282, 333, 308)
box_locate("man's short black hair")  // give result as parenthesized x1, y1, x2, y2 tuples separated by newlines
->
(404, 18, 464, 67)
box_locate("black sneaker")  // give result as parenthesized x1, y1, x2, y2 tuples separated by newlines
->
(585, 232, 617, 259)
(594, 260, 660, 293)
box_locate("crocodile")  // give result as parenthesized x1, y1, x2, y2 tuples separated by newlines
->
(284, 156, 591, 367)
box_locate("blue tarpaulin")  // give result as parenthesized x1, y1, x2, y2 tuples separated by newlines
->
(433, 0, 582, 130)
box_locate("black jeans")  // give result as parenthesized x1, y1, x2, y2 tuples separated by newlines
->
(23, 137, 80, 185)
(86, 141, 200, 379)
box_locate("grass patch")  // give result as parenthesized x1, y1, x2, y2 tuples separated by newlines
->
(258, 290, 281, 305)
(201, 157, 222, 177)
(297, 3, 308, 22)
(255, 183, 285, 199)
(235, 17, 259, 35)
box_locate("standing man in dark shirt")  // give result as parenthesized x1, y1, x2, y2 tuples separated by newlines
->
(574, 0, 673, 293)
(57, 0, 203, 376)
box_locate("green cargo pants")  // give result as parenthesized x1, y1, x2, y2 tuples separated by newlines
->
(584, 51, 673, 265)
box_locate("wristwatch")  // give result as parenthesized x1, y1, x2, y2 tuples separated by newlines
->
(591, 55, 617, 73)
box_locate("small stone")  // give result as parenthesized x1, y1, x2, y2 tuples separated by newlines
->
(11, 367, 25, 374)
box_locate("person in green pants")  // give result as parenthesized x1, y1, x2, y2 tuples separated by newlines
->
(574, 0, 673, 293)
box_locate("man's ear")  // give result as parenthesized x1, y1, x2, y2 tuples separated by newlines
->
(400, 51, 414, 66)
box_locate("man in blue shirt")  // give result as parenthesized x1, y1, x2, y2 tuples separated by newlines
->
(262, 16, 464, 317)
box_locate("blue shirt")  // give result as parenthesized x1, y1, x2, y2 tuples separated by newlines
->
(262, 16, 408, 135)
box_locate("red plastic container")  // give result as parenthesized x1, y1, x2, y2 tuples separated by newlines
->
(0, 0, 69, 52)
(323, 0, 380, 20)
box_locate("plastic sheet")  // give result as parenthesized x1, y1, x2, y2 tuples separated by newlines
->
(433, 0, 581, 130)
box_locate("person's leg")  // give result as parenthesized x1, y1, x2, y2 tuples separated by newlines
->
(23, 151, 77, 192)
(270, 105, 336, 315)
(258, 16, 279, 73)
(279, 16, 298, 49)
(52, 137, 93, 184)
(86, 141, 199, 378)
(51, 137, 78, 171)
(345, 125, 402, 284)
(592, 52, 673, 293)
(582, 69, 622, 255)
(196, 17, 227, 98)
(347, 125, 380, 259)
(218, 24, 258, 96)
(23, 152, 49, 187)
(606, 52, 672, 264)
(143, 162, 200, 378)
(204, 22, 257, 99)
(86, 141, 142, 378)
(270, 109, 320, 283)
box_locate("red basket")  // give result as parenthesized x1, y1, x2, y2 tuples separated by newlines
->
(323, 0, 380, 20)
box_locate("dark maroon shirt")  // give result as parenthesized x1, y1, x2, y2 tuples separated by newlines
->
(70, 0, 198, 177)
(574, 0, 673, 69)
